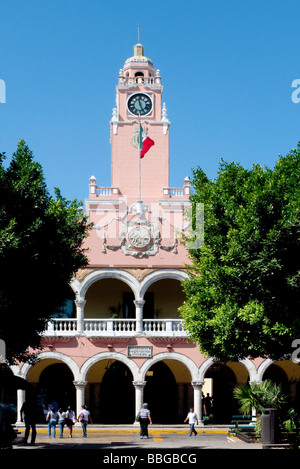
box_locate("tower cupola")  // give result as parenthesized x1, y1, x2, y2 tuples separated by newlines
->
(123, 43, 155, 78)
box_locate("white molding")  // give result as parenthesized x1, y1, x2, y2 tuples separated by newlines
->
(138, 351, 200, 382)
(80, 351, 140, 382)
(256, 358, 274, 382)
(79, 268, 140, 300)
(139, 269, 188, 299)
(19, 351, 81, 381)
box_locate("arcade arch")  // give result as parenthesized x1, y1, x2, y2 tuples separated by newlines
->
(17, 354, 79, 423)
(79, 269, 140, 300)
(199, 359, 251, 424)
(258, 359, 300, 410)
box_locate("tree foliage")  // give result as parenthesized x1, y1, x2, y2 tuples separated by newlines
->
(180, 145, 300, 361)
(233, 380, 287, 416)
(0, 140, 91, 363)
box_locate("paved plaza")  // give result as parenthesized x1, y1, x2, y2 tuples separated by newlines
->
(13, 425, 261, 450)
(9, 425, 296, 466)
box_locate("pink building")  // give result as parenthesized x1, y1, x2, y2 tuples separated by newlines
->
(13, 43, 300, 425)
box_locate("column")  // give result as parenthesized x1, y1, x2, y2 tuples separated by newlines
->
(16, 389, 26, 426)
(73, 380, 87, 421)
(191, 381, 204, 426)
(133, 381, 147, 424)
(134, 300, 145, 334)
(75, 298, 86, 333)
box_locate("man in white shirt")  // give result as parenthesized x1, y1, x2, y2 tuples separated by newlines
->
(184, 407, 198, 436)
(78, 405, 93, 437)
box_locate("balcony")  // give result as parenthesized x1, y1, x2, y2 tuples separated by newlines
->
(88, 178, 191, 199)
(44, 317, 186, 338)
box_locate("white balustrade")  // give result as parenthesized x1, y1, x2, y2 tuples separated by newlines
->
(162, 187, 185, 197)
(45, 318, 185, 337)
(95, 187, 112, 196)
(143, 319, 184, 334)
(49, 318, 78, 333)
(119, 77, 160, 86)
(112, 319, 136, 332)
(84, 318, 136, 335)
(84, 319, 108, 332)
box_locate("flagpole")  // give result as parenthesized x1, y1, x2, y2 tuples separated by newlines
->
(138, 113, 141, 201)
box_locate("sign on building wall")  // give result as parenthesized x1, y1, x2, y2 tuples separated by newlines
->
(127, 346, 153, 358)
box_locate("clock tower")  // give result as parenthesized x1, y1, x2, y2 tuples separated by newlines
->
(110, 43, 170, 201)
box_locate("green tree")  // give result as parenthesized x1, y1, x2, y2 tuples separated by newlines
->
(233, 380, 287, 416)
(0, 140, 91, 363)
(180, 145, 300, 361)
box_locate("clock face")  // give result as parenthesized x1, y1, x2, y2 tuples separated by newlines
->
(127, 93, 153, 116)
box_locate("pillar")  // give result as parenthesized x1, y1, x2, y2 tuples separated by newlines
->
(133, 381, 147, 424)
(73, 380, 87, 420)
(134, 300, 145, 334)
(16, 389, 26, 426)
(75, 298, 86, 333)
(191, 381, 204, 426)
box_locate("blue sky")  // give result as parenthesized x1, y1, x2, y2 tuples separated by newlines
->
(1, 0, 300, 204)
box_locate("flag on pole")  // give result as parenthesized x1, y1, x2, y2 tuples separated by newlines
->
(139, 124, 155, 158)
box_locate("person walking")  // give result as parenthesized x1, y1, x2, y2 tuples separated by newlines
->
(137, 403, 152, 439)
(20, 398, 37, 445)
(78, 405, 93, 437)
(203, 393, 213, 417)
(57, 408, 66, 438)
(65, 406, 76, 438)
(47, 406, 58, 438)
(184, 407, 198, 436)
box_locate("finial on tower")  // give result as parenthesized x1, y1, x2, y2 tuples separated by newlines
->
(134, 24, 144, 56)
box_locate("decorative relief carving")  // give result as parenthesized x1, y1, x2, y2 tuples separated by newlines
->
(128, 225, 151, 248)
(148, 337, 188, 346)
(131, 125, 149, 149)
(40, 337, 72, 349)
(88, 337, 131, 346)
(101, 199, 179, 258)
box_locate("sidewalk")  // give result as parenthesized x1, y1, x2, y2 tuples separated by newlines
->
(13, 423, 264, 450)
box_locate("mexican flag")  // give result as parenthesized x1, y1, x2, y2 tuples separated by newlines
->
(139, 124, 155, 158)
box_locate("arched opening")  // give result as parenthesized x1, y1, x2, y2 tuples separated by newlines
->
(85, 278, 134, 319)
(37, 363, 76, 413)
(143, 279, 186, 320)
(135, 72, 144, 80)
(263, 364, 288, 387)
(26, 360, 75, 419)
(86, 359, 135, 424)
(144, 360, 192, 424)
(97, 361, 134, 424)
(262, 360, 300, 409)
(204, 363, 239, 423)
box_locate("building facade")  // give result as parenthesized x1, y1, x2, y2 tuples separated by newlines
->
(12, 43, 300, 425)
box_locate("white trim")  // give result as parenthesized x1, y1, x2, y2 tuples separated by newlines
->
(80, 351, 140, 382)
(70, 277, 81, 296)
(19, 351, 81, 381)
(256, 358, 274, 382)
(199, 357, 257, 383)
(139, 269, 188, 299)
(240, 358, 259, 383)
(79, 268, 140, 300)
(138, 351, 200, 382)
(198, 357, 215, 382)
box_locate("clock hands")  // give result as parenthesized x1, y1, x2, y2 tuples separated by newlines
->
(135, 99, 146, 111)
